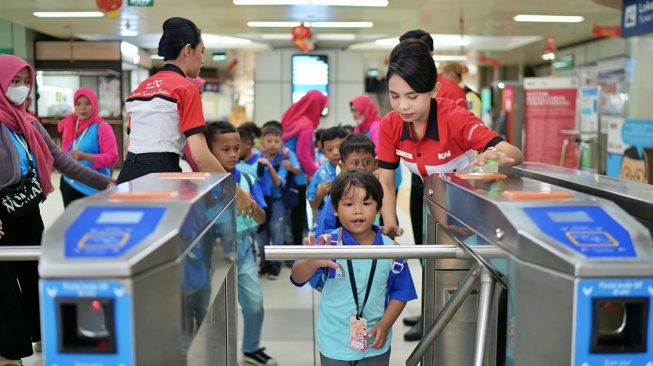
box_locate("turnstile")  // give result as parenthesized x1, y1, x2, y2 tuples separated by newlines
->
(39, 173, 237, 366)
(422, 171, 653, 365)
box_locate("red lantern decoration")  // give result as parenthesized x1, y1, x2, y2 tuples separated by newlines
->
(96, 0, 123, 18)
(291, 23, 312, 53)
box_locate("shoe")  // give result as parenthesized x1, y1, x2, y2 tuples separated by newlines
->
(404, 320, 422, 341)
(258, 262, 269, 275)
(267, 265, 281, 280)
(403, 315, 421, 326)
(33, 341, 42, 353)
(284, 260, 294, 269)
(0, 359, 22, 366)
(243, 347, 278, 365)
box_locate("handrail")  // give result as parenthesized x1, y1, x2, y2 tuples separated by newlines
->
(264, 244, 503, 260)
(0, 246, 41, 261)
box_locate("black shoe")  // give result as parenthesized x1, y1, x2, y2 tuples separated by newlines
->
(258, 262, 269, 275)
(403, 315, 421, 326)
(243, 347, 278, 365)
(404, 320, 422, 341)
(268, 264, 281, 280)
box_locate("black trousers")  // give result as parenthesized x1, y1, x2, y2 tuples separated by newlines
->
(0, 206, 43, 359)
(410, 173, 424, 244)
(60, 176, 87, 208)
(289, 185, 307, 245)
(117, 152, 181, 184)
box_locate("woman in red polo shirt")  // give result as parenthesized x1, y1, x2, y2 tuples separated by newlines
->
(377, 39, 523, 239)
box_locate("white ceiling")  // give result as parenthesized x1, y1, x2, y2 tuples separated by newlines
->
(0, 0, 624, 66)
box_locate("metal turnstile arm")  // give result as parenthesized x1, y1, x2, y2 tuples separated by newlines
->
(264, 244, 502, 260)
(406, 264, 482, 366)
(0, 246, 41, 261)
(474, 266, 496, 366)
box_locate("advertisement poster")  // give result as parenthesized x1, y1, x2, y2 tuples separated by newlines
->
(606, 118, 653, 183)
(524, 77, 579, 168)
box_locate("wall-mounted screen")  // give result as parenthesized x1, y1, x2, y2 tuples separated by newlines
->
(291, 54, 328, 116)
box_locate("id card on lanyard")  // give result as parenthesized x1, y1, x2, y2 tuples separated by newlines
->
(68, 118, 89, 184)
(347, 256, 377, 352)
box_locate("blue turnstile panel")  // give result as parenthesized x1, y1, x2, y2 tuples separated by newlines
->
(523, 206, 636, 258)
(574, 278, 653, 365)
(65, 206, 166, 258)
(40, 279, 134, 366)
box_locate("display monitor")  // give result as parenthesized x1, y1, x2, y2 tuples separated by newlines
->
(291, 54, 328, 116)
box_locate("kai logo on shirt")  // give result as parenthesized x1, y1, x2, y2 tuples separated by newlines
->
(335, 263, 346, 280)
(438, 150, 451, 160)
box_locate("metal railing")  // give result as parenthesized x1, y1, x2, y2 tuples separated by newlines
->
(0, 246, 41, 261)
(265, 244, 503, 366)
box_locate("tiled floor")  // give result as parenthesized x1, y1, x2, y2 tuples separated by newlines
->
(22, 164, 424, 366)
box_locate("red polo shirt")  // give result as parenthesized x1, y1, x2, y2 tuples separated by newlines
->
(437, 76, 467, 109)
(378, 98, 503, 180)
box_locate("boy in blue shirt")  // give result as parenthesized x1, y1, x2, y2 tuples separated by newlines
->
(291, 169, 417, 365)
(206, 121, 277, 366)
(256, 126, 301, 279)
(314, 134, 377, 236)
(307, 127, 348, 221)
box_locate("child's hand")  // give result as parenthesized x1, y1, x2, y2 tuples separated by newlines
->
(368, 321, 390, 349)
(303, 233, 339, 269)
(282, 160, 292, 169)
(257, 157, 271, 167)
(316, 181, 332, 196)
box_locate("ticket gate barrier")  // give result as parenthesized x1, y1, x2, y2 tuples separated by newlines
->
(38, 173, 238, 366)
(419, 172, 653, 366)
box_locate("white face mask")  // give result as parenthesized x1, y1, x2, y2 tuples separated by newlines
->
(354, 116, 364, 126)
(5, 86, 30, 106)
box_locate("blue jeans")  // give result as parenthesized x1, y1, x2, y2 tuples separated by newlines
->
(237, 231, 265, 353)
(256, 198, 286, 266)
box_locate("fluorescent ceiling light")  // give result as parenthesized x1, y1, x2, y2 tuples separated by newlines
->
(261, 33, 293, 40)
(514, 14, 584, 23)
(151, 55, 164, 60)
(234, 0, 387, 5)
(121, 30, 138, 37)
(34, 12, 104, 18)
(248, 21, 372, 28)
(433, 55, 467, 62)
(203, 34, 251, 45)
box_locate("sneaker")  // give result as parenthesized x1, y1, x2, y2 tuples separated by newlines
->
(258, 262, 269, 275)
(33, 341, 42, 353)
(243, 347, 277, 366)
(267, 265, 281, 280)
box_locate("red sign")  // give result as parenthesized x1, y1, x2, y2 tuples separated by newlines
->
(524, 79, 578, 168)
(592, 25, 621, 38)
(479, 54, 500, 68)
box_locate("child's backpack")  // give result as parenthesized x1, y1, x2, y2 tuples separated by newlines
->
(259, 147, 299, 209)
(308, 227, 406, 304)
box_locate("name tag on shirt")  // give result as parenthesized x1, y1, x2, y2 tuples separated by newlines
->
(396, 149, 413, 159)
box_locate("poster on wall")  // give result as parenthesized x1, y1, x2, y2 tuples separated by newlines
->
(523, 77, 579, 168)
(606, 117, 653, 183)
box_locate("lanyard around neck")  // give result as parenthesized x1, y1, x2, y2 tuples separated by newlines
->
(72, 118, 89, 151)
(346, 253, 377, 319)
(10, 130, 36, 171)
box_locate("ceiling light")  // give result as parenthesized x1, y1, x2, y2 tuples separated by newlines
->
(433, 55, 467, 61)
(514, 14, 584, 23)
(203, 34, 252, 45)
(261, 33, 293, 40)
(234, 0, 387, 5)
(248, 21, 372, 28)
(212, 52, 227, 61)
(34, 12, 104, 18)
(541, 52, 556, 60)
(121, 30, 138, 37)
(151, 55, 164, 60)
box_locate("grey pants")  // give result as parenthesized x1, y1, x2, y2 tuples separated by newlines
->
(320, 348, 391, 366)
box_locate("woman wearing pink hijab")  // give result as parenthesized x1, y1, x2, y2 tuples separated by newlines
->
(281, 90, 327, 247)
(0, 55, 111, 365)
(57, 88, 119, 207)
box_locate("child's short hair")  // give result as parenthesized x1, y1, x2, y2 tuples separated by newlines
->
(206, 121, 238, 146)
(237, 126, 254, 143)
(239, 122, 261, 139)
(339, 134, 376, 162)
(330, 169, 383, 211)
(339, 124, 354, 135)
(262, 120, 282, 133)
(262, 125, 282, 138)
(320, 126, 348, 145)
(314, 128, 325, 144)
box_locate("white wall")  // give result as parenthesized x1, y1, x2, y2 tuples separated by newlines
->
(254, 49, 364, 128)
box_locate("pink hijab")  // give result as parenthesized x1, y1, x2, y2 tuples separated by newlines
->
(351, 95, 380, 134)
(281, 90, 328, 140)
(57, 88, 106, 153)
(0, 55, 54, 197)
